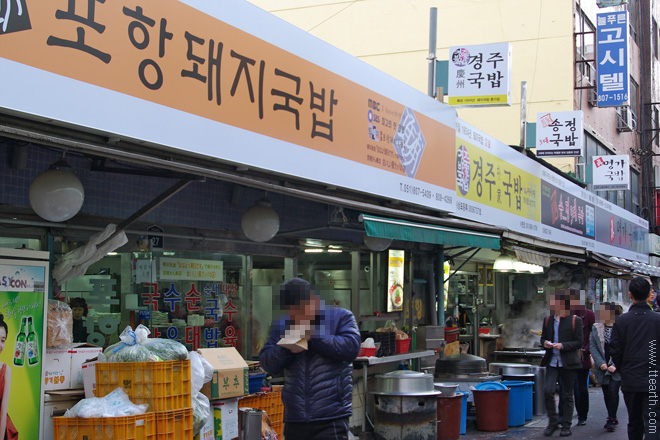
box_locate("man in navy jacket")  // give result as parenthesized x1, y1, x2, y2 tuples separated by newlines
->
(610, 276, 660, 440)
(260, 278, 361, 440)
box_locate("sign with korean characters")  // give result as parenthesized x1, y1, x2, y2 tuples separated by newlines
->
(597, 0, 629, 6)
(159, 258, 223, 281)
(596, 11, 629, 107)
(0, 0, 456, 213)
(455, 119, 541, 235)
(387, 250, 404, 313)
(592, 155, 630, 191)
(448, 43, 512, 106)
(0, 262, 47, 440)
(535, 111, 583, 157)
(456, 119, 648, 261)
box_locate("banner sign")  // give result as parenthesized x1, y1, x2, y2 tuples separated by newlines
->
(536, 111, 583, 157)
(596, 11, 629, 107)
(0, 264, 46, 440)
(0, 0, 456, 213)
(448, 42, 512, 106)
(456, 119, 648, 261)
(387, 250, 404, 313)
(592, 154, 630, 191)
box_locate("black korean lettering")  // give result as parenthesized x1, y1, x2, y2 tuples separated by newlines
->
(485, 162, 496, 200)
(207, 39, 223, 105)
(181, 32, 207, 83)
(230, 51, 256, 102)
(468, 72, 484, 88)
(502, 170, 512, 207)
(468, 53, 483, 69)
(487, 71, 503, 88)
(157, 19, 173, 58)
(123, 6, 155, 50)
(310, 82, 338, 141)
(138, 59, 162, 90)
(487, 52, 504, 69)
(271, 69, 303, 130)
(47, 0, 111, 63)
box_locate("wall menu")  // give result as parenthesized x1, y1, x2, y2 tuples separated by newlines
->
(387, 250, 405, 313)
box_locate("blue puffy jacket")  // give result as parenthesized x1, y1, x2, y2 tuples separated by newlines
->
(259, 305, 361, 423)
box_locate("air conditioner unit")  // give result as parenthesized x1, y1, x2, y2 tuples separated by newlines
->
(587, 88, 598, 106)
(617, 107, 633, 132)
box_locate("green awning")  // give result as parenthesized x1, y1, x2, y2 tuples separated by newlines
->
(361, 214, 500, 249)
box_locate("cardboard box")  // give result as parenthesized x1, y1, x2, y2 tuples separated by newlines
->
(198, 348, 248, 400)
(81, 360, 97, 398)
(212, 398, 239, 440)
(43, 344, 102, 391)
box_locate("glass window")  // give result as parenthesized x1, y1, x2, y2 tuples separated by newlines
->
(628, 0, 638, 44)
(575, 8, 596, 83)
(632, 170, 640, 215)
(655, 108, 660, 147)
(653, 18, 659, 59)
(630, 78, 639, 122)
(60, 250, 251, 356)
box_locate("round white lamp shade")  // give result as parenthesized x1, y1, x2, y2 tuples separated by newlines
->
(363, 234, 393, 252)
(29, 168, 85, 222)
(241, 200, 280, 242)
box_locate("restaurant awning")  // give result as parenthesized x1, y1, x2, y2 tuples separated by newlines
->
(360, 214, 501, 249)
(511, 245, 551, 267)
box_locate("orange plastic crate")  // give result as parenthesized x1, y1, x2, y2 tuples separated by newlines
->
(95, 360, 191, 412)
(53, 413, 156, 440)
(238, 386, 284, 425)
(155, 408, 193, 440)
(271, 421, 283, 439)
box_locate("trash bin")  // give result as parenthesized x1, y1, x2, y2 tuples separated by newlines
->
(472, 388, 509, 432)
(437, 394, 462, 440)
(455, 391, 469, 435)
(501, 381, 527, 427)
(530, 366, 546, 416)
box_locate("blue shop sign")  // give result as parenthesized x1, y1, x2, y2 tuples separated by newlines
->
(596, 11, 629, 107)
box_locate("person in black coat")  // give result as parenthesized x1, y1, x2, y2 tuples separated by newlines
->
(541, 290, 583, 437)
(610, 277, 660, 440)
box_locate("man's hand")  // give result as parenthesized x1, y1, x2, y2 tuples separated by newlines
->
(286, 344, 306, 354)
(552, 343, 563, 351)
(600, 363, 608, 371)
(543, 340, 554, 349)
(607, 365, 616, 373)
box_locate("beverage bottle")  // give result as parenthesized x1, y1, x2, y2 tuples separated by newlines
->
(13, 317, 26, 366)
(27, 316, 39, 366)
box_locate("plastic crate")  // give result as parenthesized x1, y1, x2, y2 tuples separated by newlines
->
(155, 408, 193, 440)
(239, 386, 284, 426)
(95, 360, 191, 412)
(53, 413, 156, 440)
(248, 373, 266, 394)
(395, 338, 411, 354)
(271, 421, 283, 439)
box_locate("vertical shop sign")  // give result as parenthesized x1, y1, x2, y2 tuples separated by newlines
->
(0, 263, 46, 440)
(535, 111, 583, 157)
(592, 155, 630, 190)
(448, 43, 512, 105)
(387, 250, 405, 312)
(596, 11, 629, 107)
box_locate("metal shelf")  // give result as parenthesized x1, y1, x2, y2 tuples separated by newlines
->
(354, 350, 435, 365)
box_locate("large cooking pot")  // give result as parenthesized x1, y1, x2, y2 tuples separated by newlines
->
(435, 353, 487, 376)
(372, 370, 440, 396)
(489, 363, 531, 376)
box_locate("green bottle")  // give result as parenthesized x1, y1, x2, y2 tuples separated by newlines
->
(13, 317, 26, 367)
(27, 316, 39, 366)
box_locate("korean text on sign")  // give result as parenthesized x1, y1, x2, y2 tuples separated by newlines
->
(596, 11, 629, 107)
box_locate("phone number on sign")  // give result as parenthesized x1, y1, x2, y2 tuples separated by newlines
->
(598, 93, 628, 102)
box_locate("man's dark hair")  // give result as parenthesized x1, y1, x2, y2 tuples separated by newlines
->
(629, 276, 651, 302)
(280, 278, 311, 308)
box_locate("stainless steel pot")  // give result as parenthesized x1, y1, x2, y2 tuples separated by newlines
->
(489, 363, 531, 376)
(372, 370, 440, 396)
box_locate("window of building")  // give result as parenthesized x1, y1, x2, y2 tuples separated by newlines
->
(628, 0, 638, 44)
(655, 107, 660, 147)
(630, 77, 639, 123)
(632, 170, 640, 215)
(653, 18, 659, 59)
(575, 7, 596, 84)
